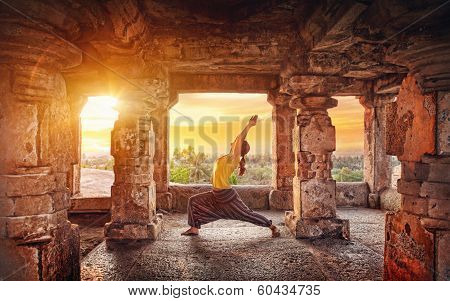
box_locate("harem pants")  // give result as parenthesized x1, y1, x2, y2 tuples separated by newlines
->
(187, 188, 272, 229)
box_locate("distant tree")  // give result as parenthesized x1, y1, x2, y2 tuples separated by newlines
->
(173, 147, 182, 161)
(189, 152, 208, 182)
(229, 172, 238, 185)
(170, 165, 190, 183)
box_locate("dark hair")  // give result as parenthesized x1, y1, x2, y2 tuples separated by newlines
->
(239, 140, 250, 176)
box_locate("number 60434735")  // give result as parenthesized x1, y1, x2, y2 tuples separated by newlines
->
(257, 284, 321, 296)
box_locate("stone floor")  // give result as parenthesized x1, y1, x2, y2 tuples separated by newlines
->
(79, 168, 114, 198)
(79, 208, 386, 281)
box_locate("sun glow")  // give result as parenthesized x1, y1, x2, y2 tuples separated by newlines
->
(329, 96, 364, 156)
(170, 93, 273, 156)
(80, 96, 118, 155)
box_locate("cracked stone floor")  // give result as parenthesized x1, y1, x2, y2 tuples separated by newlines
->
(78, 208, 385, 281)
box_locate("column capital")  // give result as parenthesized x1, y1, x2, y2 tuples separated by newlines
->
(289, 96, 338, 110)
(267, 89, 291, 106)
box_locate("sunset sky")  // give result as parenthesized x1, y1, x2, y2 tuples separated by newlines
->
(80, 94, 364, 157)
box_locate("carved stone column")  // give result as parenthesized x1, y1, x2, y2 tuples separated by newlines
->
(0, 18, 82, 279)
(285, 96, 350, 239)
(105, 91, 162, 241)
(268, 92, 295, 210)
(384, 74, 449, 280)
(360, 93, 394, 208)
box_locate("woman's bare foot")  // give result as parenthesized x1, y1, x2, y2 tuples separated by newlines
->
(270, 225, 280, 238)
(181, 227, 199, 236)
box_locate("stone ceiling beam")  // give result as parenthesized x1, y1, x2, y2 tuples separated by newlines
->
(170, 73, 279, 93)
(298, 0, 368, 51)
(374, 74, 407, 95)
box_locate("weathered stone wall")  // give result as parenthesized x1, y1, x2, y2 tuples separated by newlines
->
(336, 182, 368, 207)
(384, 75, 449, 280)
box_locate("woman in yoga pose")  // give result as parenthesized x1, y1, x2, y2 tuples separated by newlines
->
(182, 115, 280, 237)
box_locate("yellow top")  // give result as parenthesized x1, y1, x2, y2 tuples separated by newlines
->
(212, 138, 241, 189)
(212, 154, 240, 189)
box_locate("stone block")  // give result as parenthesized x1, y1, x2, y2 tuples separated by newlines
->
(299, 115, 336, 154)
(14, 194, 54, 216)
(48, 209, 69, 227)
(0, 240, 39, 280)
(0, 174, 56, 197)
(105, 214, 163, 241)
(110, 184, 151, 224)
(427, 163, 450, 183)
(401, 161, 450, 183)
(420, 218, 450, 231)
(401, 162, 429, 181)
(52, 191, 71, 211)
(436, 230, 450, 280)
(420, 182, 450, 200)
(397, 179, 421, 196)
(384, 211, 434, 280)
(300, 179, 336, 218)
(269, 190, 293, 210)
(54, 172, 68, 192)
(401, 195, 428, 216)
(0, 197, 15, 217)
(235, 185, 270, 209)
(336, 182, 368, 207)
(111, 126, 140, 158)
(69, 196, 111, 212)
(428, 199, 450, 220)
(0, 101, 38, 173)
(156, 192, 173, 211)
(284, 211, 350, 240)
(6, 214, 50, 239)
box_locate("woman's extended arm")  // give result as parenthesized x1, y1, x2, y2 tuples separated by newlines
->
(230, 115, 258, 160)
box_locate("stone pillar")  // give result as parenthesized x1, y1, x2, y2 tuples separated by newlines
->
(0, 19, 82, 279)
(285, 96, 350, 239)
(67, 94, 86, 196)
(105, 92, 163, 241)
(360, 94, 393, 208)
(384, 74, 449, 280)
(268, 93, 296, 210)
(151, 108, 172, 211)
